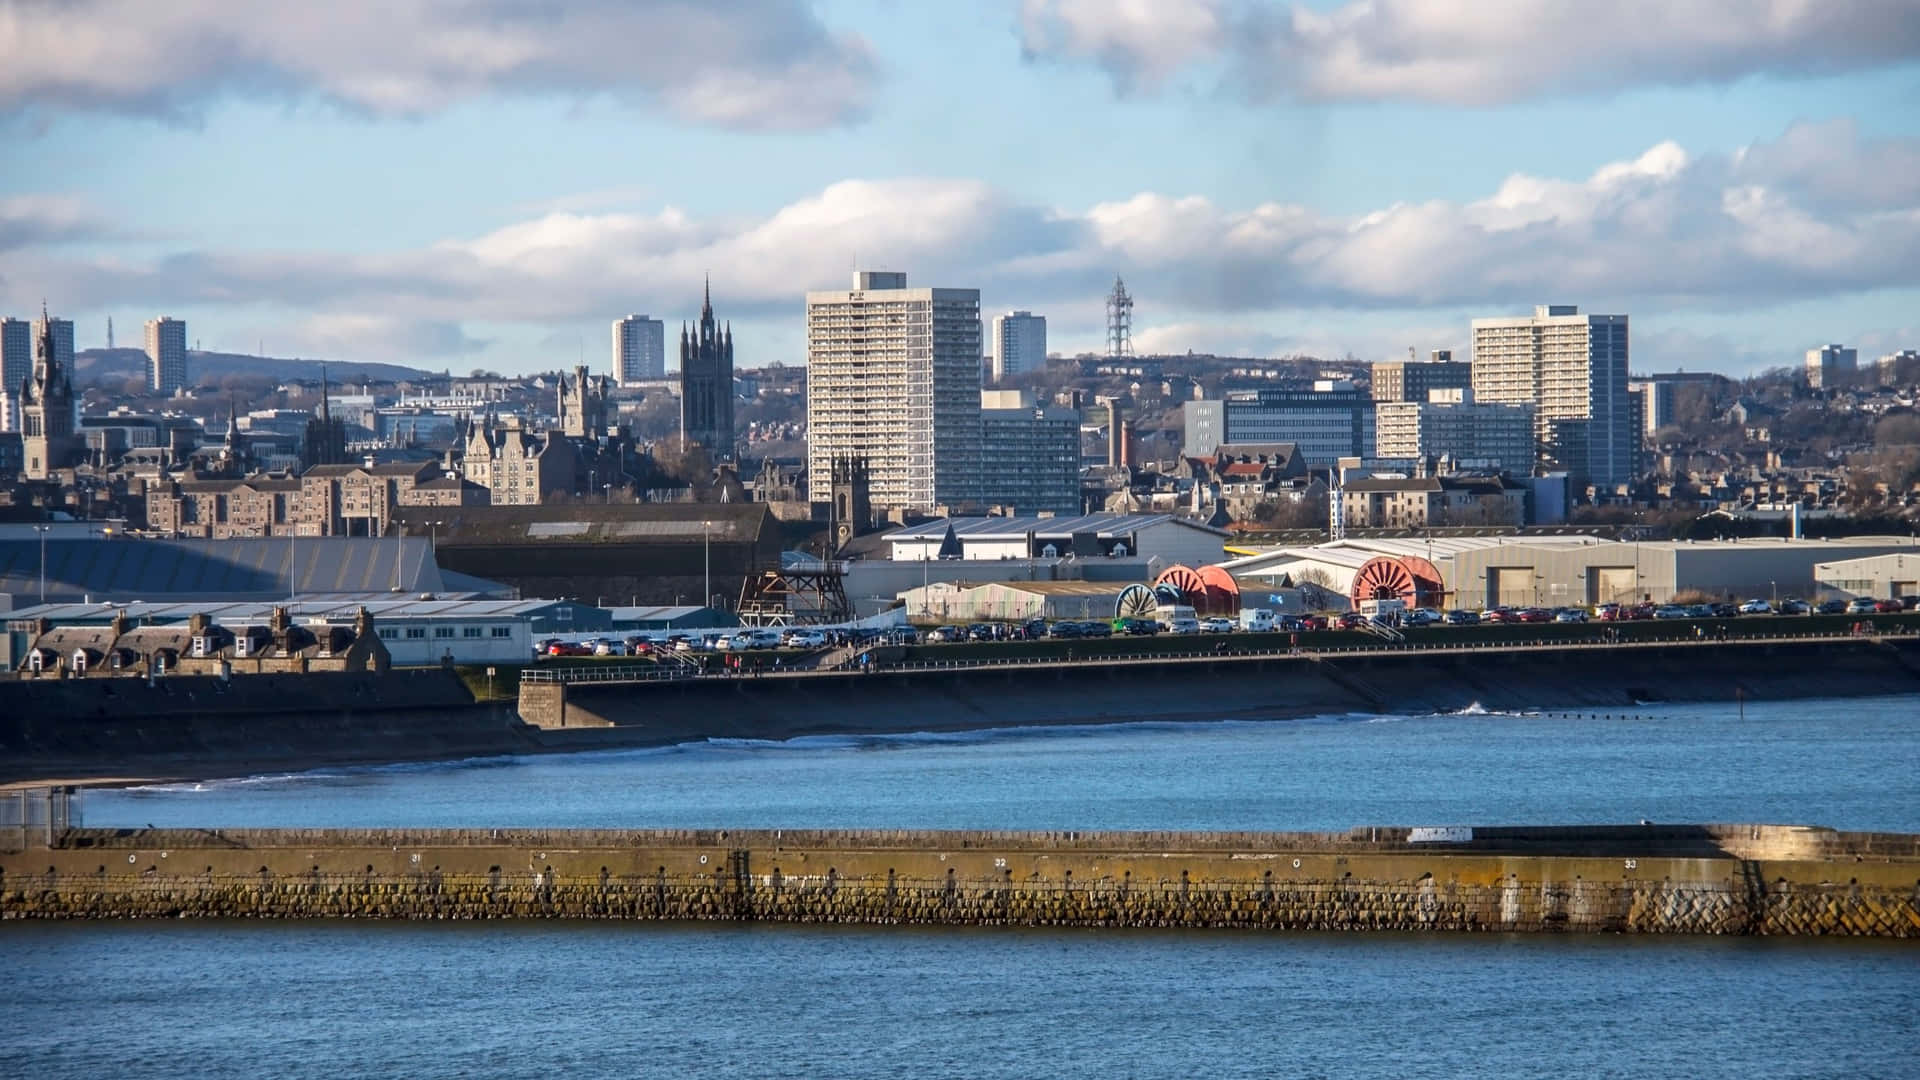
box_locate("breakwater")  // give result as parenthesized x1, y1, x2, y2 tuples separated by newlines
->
(518, 636, 1920, 735)
(0, 670, 532, 784)
(6, 824, 1917, 936)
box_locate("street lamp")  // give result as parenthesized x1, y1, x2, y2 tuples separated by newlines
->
(603, 482, 612, 504)
(703, 520, 714, 610)
(33, 524, 50, 605)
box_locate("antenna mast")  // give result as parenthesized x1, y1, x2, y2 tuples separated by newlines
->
(1105, 277, 1133, 360)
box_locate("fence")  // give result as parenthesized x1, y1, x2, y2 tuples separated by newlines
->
(0, 787, 75, 852)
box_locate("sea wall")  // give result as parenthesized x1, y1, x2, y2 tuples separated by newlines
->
(0, 670, 534, 783)
(524, 637, 1920, 739)
(6, 826, 1916, 937)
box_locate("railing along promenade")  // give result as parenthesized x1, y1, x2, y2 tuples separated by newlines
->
(519, 625, 1910, 685)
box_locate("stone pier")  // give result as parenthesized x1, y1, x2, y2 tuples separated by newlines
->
(4, 824, 1917, 936)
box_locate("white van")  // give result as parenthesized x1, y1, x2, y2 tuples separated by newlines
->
(1239, 608, 1278, 632)
(727, 629, 782, 651)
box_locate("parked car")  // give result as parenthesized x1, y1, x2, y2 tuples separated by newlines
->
(1199, 617, 1235, 634)
(1775, 598, 1810, 615)
(1444, 609, 1479, 626)
(593, 639, 630, 657)
(547, 640, 592, 656)
(1482, 607, 1519, 624)
(1652, 605, 1689, 620)
(1709, 602, 1740, 618)
(1593, 603, 1622, 621)
(1737, 599, 1772, 615)
(1046, 621, 1082, 639)
(1818, 599, 1850, 615)
(1406, 608, 1442, 626)
(1335, 611, 1369, 630)
(1873, 598, 1903, 613)
(1118, 617, 1160, 636)
(781, 628, 828, 648)
(1553, 608, 1588, 623)
(1081, 621, 1112, 638)
(1299, 615, 1329, 632)
(966, 623, 1001, 642)
(922, 626, 962, 643)
(1518, 608, 1553, 624)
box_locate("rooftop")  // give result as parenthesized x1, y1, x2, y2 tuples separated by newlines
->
(889, 513, 1225, 541)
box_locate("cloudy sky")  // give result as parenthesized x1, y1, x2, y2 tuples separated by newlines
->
(4, 0, 1919, 375)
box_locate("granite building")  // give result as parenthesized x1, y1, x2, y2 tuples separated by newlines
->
(680, 279, 735, 461)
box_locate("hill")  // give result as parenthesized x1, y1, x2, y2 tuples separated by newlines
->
(73, 348, 438, 389)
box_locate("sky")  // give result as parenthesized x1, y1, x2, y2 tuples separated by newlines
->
(2, 0, 1919, 378)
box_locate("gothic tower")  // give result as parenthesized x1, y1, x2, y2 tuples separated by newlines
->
(829, 455, 871, 552)
(557, 364, 607, 438)
(679, 276, 736, 461)
(20, 303, 77, 480)
(302, 364, 349, 469)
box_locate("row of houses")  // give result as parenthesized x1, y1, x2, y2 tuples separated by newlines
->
(13, 606, 388, 679)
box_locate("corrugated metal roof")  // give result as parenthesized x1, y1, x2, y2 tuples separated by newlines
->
(889, 513, 1223, 540)
(4, 597, 582, 625)
(0, 537, 454, 604)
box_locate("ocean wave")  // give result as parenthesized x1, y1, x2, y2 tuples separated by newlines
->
(119, 752, 532, 793)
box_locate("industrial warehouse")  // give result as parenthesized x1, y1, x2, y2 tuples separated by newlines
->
(1222, 534, 1920, 610)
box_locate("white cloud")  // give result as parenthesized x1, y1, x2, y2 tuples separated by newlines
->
(298, 314, 490, 361)
(0, 193, 111, 249)
(1017, 0, 1226, 92)
(1020, 0, 1920, 104)
(14, 121, 1920, 362)
(0, 0, 878, 129)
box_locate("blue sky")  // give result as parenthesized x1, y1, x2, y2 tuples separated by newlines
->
(3, 0, 1919, 376)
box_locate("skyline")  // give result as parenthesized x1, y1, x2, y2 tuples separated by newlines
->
(2, 0, 1918, 376)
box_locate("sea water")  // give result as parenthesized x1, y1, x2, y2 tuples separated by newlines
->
(5, 694, 1917, 1078)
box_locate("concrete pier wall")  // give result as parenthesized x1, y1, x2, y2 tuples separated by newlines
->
(6, 826, 1916, 937)
(522, 638, 1920, 739)
(0, 670, 534, 783)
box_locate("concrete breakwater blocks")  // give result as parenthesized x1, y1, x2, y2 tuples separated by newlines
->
(4, 825, 1918, 937)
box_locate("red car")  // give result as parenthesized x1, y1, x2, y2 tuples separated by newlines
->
(1482, 607, 1518, 624)
(1336, 611, 1369, 630)
(546, 641, 591, 657)
(1519, 608, 1553, 624)
(1300, 615, 1329, 631)
(1595, 604, 1623, 621)
(1874, 598, 1903, 613)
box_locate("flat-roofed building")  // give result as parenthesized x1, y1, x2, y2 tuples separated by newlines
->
(1805, 344, 1857, 389)
(807, 271, 982, 512)
(979, 389, 1080, 515)
(1374, 388, 1533, 473)
(1471, 304, 1632, 492)
(1371, 354, 1472, 403)
(1183, 382, 1374, 463)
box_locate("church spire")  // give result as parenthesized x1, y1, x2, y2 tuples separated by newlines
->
(702, 273, 713, 321)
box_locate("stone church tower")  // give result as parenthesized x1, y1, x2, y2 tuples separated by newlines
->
(557, 364, 608, 438)
(829, 455, 871, 553)
(20, 304, 77, 480)
(679, 277, 735, 461)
